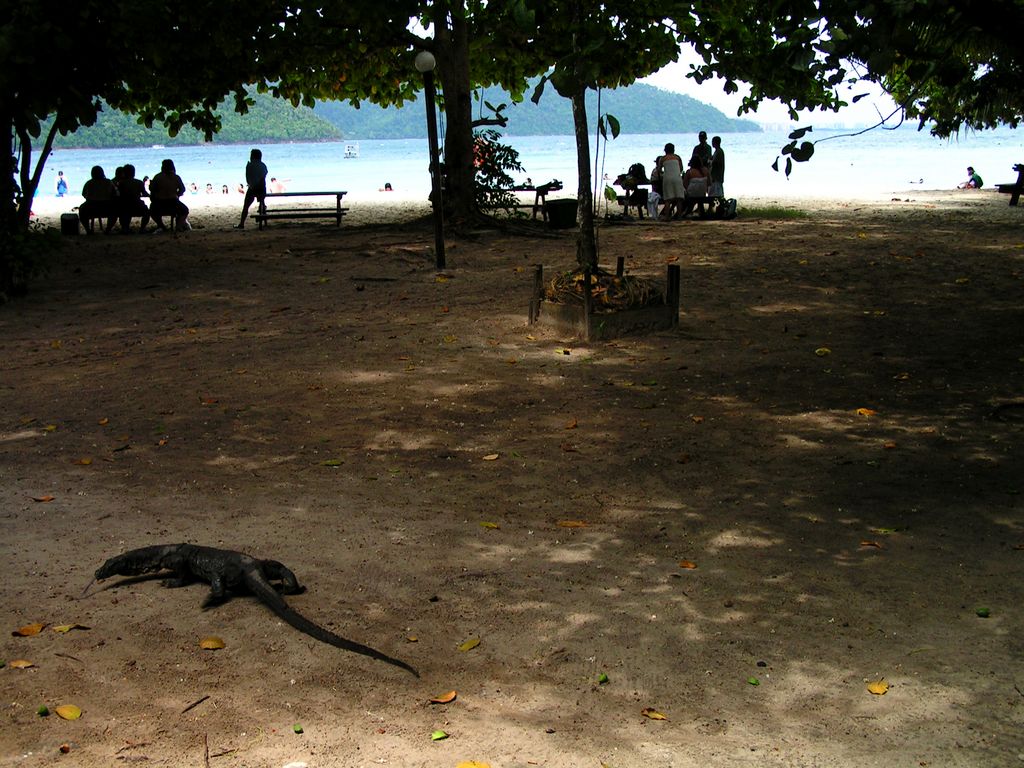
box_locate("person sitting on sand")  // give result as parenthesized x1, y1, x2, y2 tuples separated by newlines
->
(149, 158, 191, 232)
(236, 148, 269, 229)
(78, 165, 117, 234)
(958, 166, 983, 189)
(379, 182, 394, 192)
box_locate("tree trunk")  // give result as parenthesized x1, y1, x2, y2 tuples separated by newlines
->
(1, 114, 17, 297)
(430, 0, 479, 226)
(571, 89, 597, 269)
(19, 121, 59, 229)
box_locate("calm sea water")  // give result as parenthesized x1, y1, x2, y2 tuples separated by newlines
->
(37, 126, 1024, 201)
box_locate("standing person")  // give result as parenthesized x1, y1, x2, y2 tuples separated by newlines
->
(269, 176, 290, 193)
(656, 143, 685, 220)
(149, 158, 190, 232)
(957, 166, 984, 189)
(236, 148, 269, 229)
(56, 171, 68, 197)
(709, 135, 726, 210)
(691, 131, 712, 169)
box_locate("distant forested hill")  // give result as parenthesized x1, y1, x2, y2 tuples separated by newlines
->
(314, 81, 760, 138)
(50, 92, 341, 149)
(47, 81, 757, 149)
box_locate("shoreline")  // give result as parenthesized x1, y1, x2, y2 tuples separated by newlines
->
(28, 186, 1013, 231)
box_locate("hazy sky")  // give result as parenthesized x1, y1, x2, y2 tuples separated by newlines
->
(640, 56, 901, 128)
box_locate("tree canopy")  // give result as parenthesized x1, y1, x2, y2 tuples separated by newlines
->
(5, 0, 1024, 292)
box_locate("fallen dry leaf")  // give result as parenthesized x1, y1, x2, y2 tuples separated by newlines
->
(199, 636, 225, 650)
(429, 690, 457, 704)
(557, 520, 588, 528)
(678, 560, 698, 569)
(856, 408, 878, 417)
(481, 453, 499, 461)
(13, 622, 46, 637)
(73, 457, 93, 466)
(8, 659, 35, 669)
(457, 637, 481, 652)
(456, 762, 490, 768)
(479, 521, 500, 529)
(30, 495, 55, 503)
(860, 540, 883, 549)
(866, 679, 889, 695)
(54, 704, 82, 720)
(641, 707, 668, 720)
(565, 417, 578, 429)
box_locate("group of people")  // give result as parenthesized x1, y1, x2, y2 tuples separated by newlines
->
(650, 131, 726, 220)
(78, 159, 191, 234)
(71, 146, 287, 233)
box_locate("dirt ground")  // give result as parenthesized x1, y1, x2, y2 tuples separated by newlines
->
(2, 191, 1023, 768)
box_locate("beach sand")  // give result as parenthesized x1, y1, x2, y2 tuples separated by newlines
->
(3, 186, 1022, 767)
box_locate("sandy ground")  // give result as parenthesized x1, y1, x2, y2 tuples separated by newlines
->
(2, 188, 1023, 768)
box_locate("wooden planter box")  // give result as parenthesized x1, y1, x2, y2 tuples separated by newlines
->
(529, 262, 680, 341)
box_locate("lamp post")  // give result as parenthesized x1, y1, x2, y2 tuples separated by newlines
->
(414, 50, 445, 270)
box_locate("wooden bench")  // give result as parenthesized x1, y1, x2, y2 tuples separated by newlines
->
(254, 191, 349, 230)
(616, 187, 649, 218)
(996, 163, 1024, 206)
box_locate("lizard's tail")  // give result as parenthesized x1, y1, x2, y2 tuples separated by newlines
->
(247, 575, 419, 677)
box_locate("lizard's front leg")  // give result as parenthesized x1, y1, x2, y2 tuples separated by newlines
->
(161, 562, 194, 589)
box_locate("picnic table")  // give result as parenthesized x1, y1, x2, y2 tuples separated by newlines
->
(996, 163, 1024, 206)
(254, 191, 349, 230)
(481, 180, 563, 220)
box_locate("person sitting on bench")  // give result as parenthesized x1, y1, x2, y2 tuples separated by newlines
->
(115, 164, 151, 234)
(678, 155, 711, 218)
(149, 158, 191, 232)
(78, 165, 116, 234)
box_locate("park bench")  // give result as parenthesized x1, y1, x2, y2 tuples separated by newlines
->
(996, 163, 1024, 206)
(254, 191, 349, 230)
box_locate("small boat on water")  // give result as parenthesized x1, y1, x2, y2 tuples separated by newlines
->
(344, 143, 359, 159)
